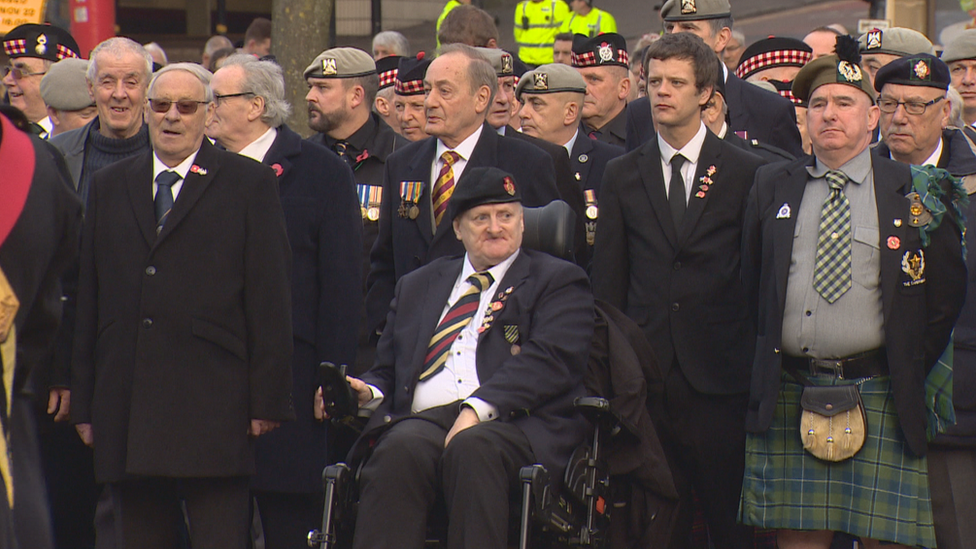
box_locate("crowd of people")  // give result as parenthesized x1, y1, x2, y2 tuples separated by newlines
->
(1, 0, 976, 548)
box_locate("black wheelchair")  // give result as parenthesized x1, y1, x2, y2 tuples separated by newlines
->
(308, 201, 678, 549)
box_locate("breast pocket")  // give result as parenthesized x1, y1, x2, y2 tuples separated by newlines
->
(852, 226, 880, 289)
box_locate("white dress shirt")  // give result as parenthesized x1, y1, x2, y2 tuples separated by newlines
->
(237, 127, 278, 163)
(562, 129, 580, 157)
(152, 150, 200, 202)
(431, 125, 484, 192)
(921, 138, 944, 167)
(658, 122, 708, 201)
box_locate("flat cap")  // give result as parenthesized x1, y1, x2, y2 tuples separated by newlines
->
(375, 55, 402, 90)
(858, 27, 932, 57)
(735, 36, 812, 80)
(572, 33, 628, 69)
(395, 52, 431, 96)
(304, 47, 376, 79)
(475, 47, 515, 77)
(40, 58, 94, 111)
(448, 167, 522, 221)
(942, 29, 976, 63)
(873, 53, 949, 91)
(515, 63, 586, 100)
(660, 0, 731, 21)
(3, 24, 79, 62)
(793, 34, 876, 102)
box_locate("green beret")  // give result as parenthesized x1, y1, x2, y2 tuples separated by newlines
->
(474, 47, 515, 77)
(660, 0, 731, 21)
(304, 47, 376, 80)
(942, 29, 976, 63)
(515, 63, 586, 101)
(40, 58, 94, 111)
(792, 54, 877, 103)
(448, 167, 522, 221)
(858, 27, 932, 57)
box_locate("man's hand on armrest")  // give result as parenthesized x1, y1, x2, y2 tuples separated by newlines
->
(314, 376, 381, 421)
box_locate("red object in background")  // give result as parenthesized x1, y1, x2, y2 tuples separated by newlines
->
(69, 0, 115, 57)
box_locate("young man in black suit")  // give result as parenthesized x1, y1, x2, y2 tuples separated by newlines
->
(591, 32, 765, 549)
(337, 167, 593, 549)
(71, 63, 295, 549)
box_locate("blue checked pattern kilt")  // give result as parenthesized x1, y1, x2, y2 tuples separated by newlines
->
(738, 374, 936, 548)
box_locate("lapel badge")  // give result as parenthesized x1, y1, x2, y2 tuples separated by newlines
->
(533, 72, 548, 90)
(575, 172, 581, 181)
(865, 29, 882, 50)
(503, 325, 520, 345)
(893, 218, 902, 227)
(681, 0, 697, 14)
(189, 164, 207, 176)
(578, 154, 589, 163)
(901, 249, 925, 285)
(322, 58, 338, 76)
(776, 203, 791, 219)
(887, 236, 901, 250)
(906, 192, 932, 227)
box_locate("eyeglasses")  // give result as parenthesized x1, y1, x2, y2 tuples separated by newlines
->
(148, 99, 210, 115)
(877, 96, 944, 115)
(214, 91, 254, 105)
(2, 64, 46, 80)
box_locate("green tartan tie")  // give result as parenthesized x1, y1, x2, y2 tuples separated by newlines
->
(813, 170, 852, 303)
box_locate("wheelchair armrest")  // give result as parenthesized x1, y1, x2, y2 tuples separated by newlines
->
(319, 362, 360, 421)
(574, 396, 620, 435)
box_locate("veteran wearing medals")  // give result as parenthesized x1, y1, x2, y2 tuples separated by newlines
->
(872, 53, 976, 549)
(739, 35, 967, 549)
(207, 54, 362, 548)
(336, 167, 593, 549)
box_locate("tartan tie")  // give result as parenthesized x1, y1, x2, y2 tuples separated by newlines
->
(154, 170, 180, 232)
(432, 151, 461, 226)
(813, 170, 852, 303)
(419, 271, 494, 381)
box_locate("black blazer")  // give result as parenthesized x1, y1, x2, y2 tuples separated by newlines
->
(570, 133, 624, 196)
(252, 126, 362, 493)
(365, 124, 561, 337)
(71, 140, 296, 482)
(357, 249, 594, 477)
(592, 130, 765, 395)
(741, 154, 966, 456)
(582, 107, 627, 149)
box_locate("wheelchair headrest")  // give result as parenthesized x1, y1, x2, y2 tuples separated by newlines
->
(521, 200, 576, 261)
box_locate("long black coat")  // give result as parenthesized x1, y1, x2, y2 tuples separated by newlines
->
(251, 126, 362, 493)
(71, 140, 295, 482)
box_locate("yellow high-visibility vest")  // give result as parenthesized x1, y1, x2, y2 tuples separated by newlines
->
(560, 7, 617, 38)
(436, 0, 462, 48)
(514, 0, 569, 66)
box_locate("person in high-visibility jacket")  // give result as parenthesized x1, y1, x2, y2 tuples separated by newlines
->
(560, 0, 616, 38)
(514, 0, 569, 67)
(436, 0, 470, 47)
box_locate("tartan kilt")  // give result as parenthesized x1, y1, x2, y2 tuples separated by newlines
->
(738, 374, 937, 548)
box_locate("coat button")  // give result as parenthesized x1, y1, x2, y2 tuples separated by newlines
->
(671, 303, 679, 312)
(145, 266, 156, 276)
(383, 415, 392, 423)
(142, 318, 153, 328)
(673, 262, 681, 270)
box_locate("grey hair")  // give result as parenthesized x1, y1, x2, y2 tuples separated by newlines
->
(218, 53, 292, 127)
(87, 37, 153, 84)
(372, 31, 410, 57)
(149, 62, 215, 102)
(204, 35, 234, 56)
(437, 43, 497, 103)
(948, 86, 966, 129)
(144, 42, 168, 65)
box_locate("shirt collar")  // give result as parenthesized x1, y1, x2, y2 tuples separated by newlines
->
(323, 112, 376, 152)
(459, 248, 520, 289)
(920, 138, 944, 167)
(807, 146, 873, 183)
(563, 129, 580, 156)
(436, 124, 484, 163)
(237, 126, 278, 163)
(717, 121, 728, 139)
(153, 149, 200, 181)
(722, 63, 729, 84)
(658, 121, 708, 165)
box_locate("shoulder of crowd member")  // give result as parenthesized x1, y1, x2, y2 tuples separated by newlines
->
(48, 118, 97, 154)
(945, 126, 976, 178)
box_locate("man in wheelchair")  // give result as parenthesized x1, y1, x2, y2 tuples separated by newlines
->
(326, 167, 595, 549)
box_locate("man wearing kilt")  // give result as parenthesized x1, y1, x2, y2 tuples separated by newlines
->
(739, 34, 967, 549)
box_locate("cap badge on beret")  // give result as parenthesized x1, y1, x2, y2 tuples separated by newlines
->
(681, 0, 696, 14)
(35, 34, 47, 56)
(322, 58, 337, 76)
(865, 29, 882, 51)
(501, 53, 513, 74)
(837, 60, 863, 83)
(913, 58, 931, 81)
(503, 177, 516, 196)
(599, 43, 614, 62)
(534, 72, 549, 90)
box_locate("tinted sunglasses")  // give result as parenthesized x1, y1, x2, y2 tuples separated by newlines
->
(2, 64, 46, 80)
(148, 99, 210, 115)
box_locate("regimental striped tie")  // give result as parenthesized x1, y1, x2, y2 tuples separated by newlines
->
(154, 170, 180, 232)
(432, 150, 461, 227)
(813, 170, 853, 303)
(419, 271, 494, 381)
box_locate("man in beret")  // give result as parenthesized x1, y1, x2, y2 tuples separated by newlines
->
(393, 53, 432, 142)
(40, 58, 97, 138)
(625, 0, 803, 156)
(592, 32, 767, 549)
(304, 46, 408, 376)
(373, 55, 403, 136)
(366, 44, 561, 349)
(873, 52, 976, 549)
(2, 24, 80, 138)
(572, 32, 630, 148)
(858, 27, 933, 87)
(739, 39, 965, 549)
(942, 29, 976, 127)
(340, 166, 593, 549)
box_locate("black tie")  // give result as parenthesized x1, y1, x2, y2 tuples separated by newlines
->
(669, 154, 687, 228)
(154, 170, 180, 231)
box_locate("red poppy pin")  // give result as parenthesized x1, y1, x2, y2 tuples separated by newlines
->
(887, 236, 901, 250)
(271, 163, 283, 177)
(355, 149, 370, 163)
(189, 164, 207, 176)
(503, 176, 516, 196)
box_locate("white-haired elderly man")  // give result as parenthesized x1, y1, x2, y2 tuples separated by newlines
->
(71, 62, 295, 548)
(372, 30, 410, 60)
(207, 53, 364, 548)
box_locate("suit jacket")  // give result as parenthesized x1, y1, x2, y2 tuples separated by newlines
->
(724, 131, 794, 165)
(71, 140, 296, 483)
(570, 132, 625, 197)
(582, 107, 627, 149)
(365, 123, 561, 338)
(356, 249, 593, 477)
(741, 154, 966, 456)
(592, 130, 766, 395)
(251, 126, 362, 493)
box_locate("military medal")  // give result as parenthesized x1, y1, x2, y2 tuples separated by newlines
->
(408, 205, 420, 219)
(367, 185, 382, 221)
(906, 192, 932, 227)
(399, 181, 423, 220)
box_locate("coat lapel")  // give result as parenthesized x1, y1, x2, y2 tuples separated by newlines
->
(571, 135, 594, 188)
(872, 156, 904, 323)
(477, 251, 530, 344)
(125, 150, 158, 248)
(410, 259, 461, 378)
(262, 125, 301, 187)
(403, 138, 438, 245)
(637, 136, 678, 248)
(773, 159, 812, 304)
(677, 132, 721, 247)
(154, 141, 220, 247)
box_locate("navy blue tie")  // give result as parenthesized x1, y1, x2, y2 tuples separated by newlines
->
(154, 170, 180, 231)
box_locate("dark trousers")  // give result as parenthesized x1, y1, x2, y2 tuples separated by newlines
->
(252, 491, 323, 549)
(352, 405, 534, 549)
(660, 365, 754, 549)
(37, 410, 97, 549)
(927, 445, 976, 549)
(105, 476, 250, 549)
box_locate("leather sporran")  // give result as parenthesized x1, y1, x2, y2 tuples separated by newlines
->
(799, 385, 867, 462)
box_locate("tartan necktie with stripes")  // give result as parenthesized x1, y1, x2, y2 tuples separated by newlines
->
(813, 170, 852, 303)
(432, 150, 461, 226)
(419, 271, 494, 381)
